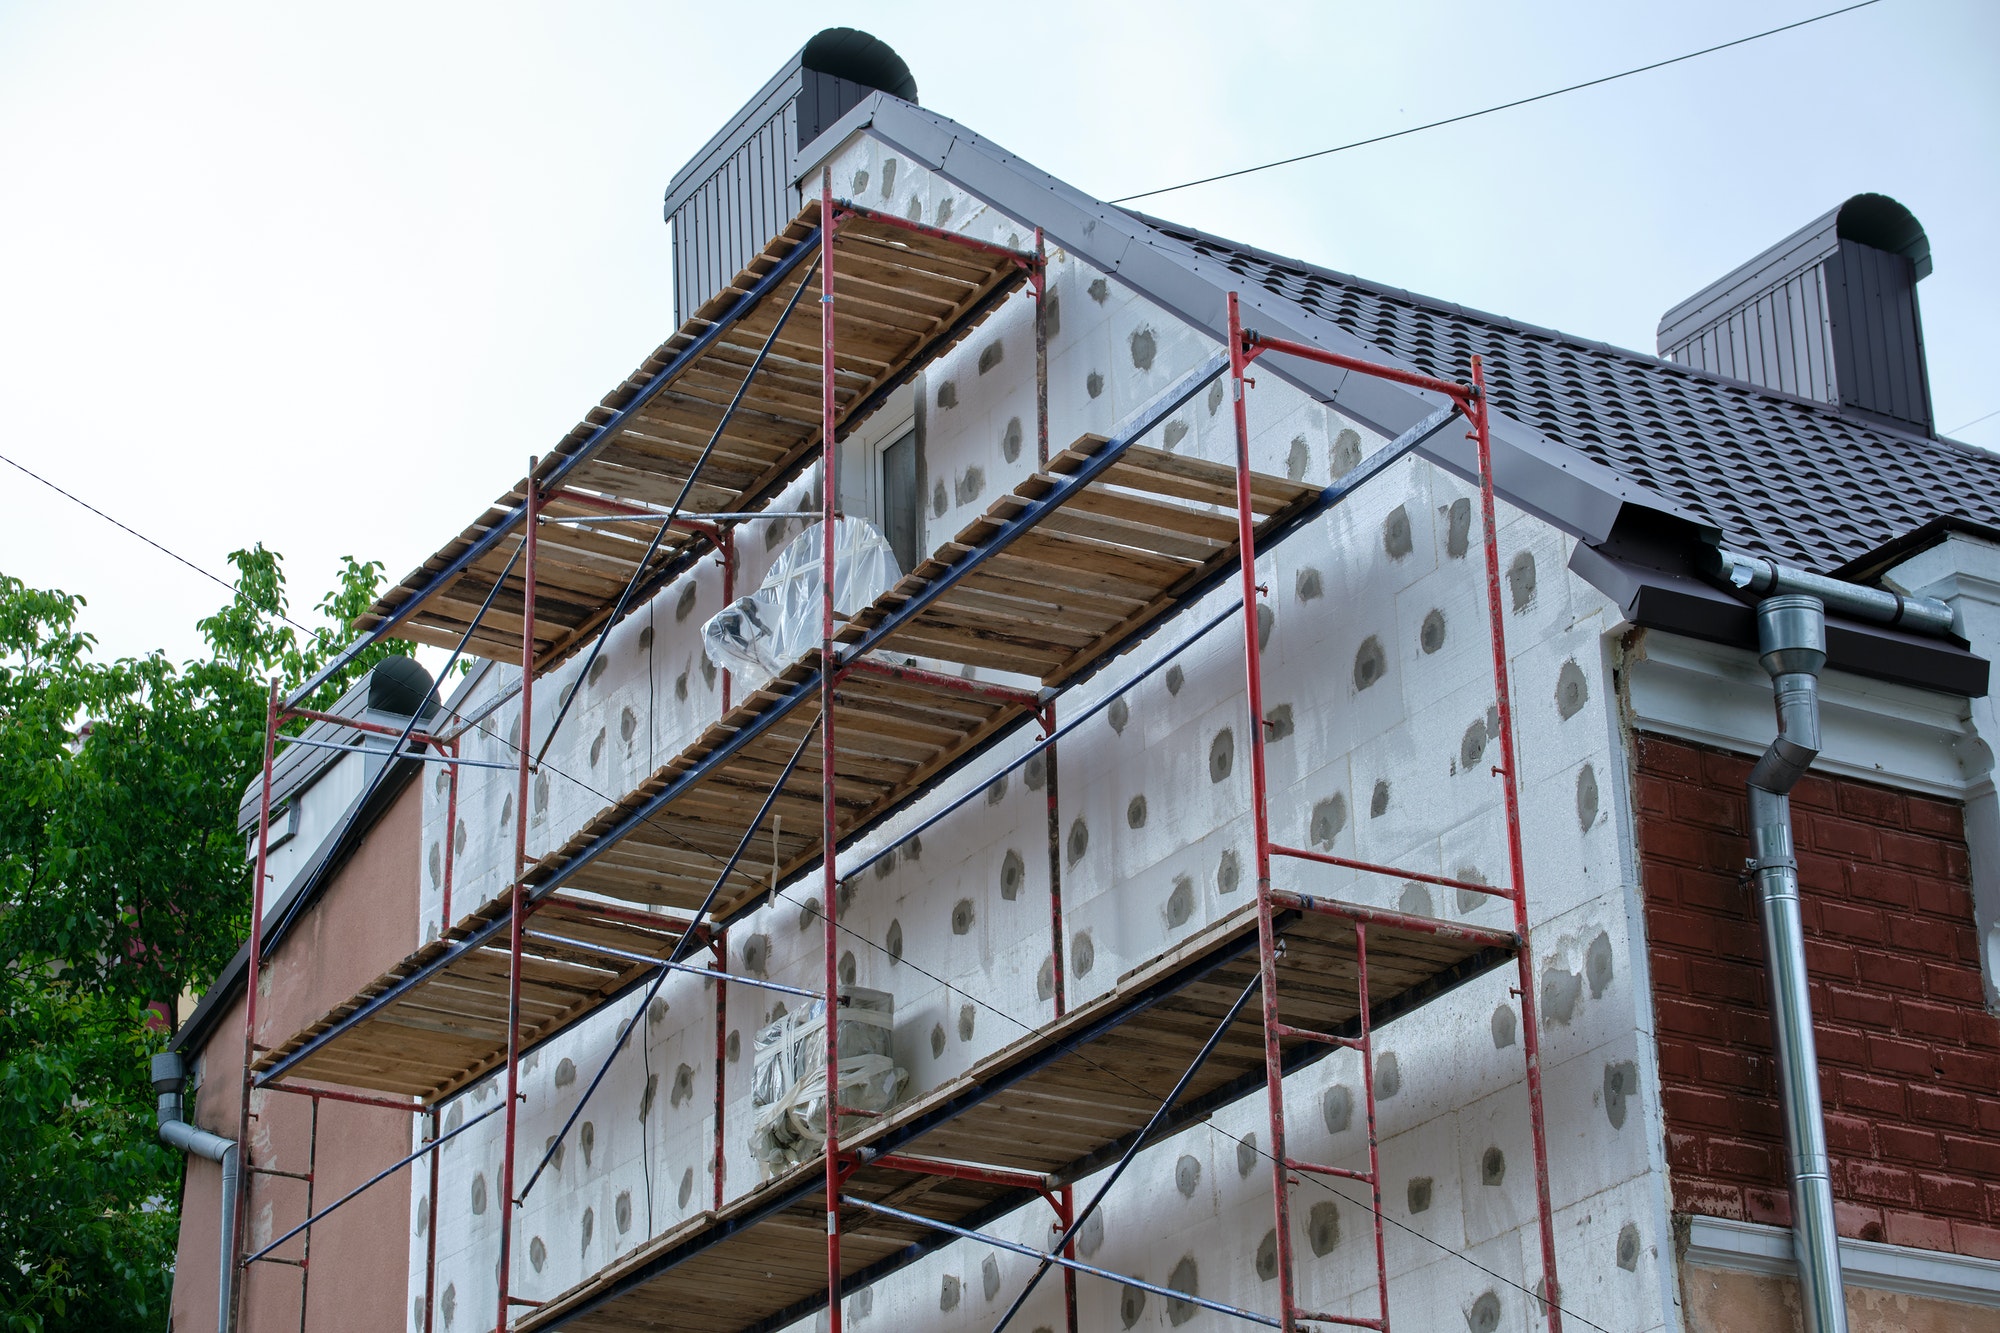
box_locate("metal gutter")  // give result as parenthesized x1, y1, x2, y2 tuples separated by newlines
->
(151, 1053, 238, 1333)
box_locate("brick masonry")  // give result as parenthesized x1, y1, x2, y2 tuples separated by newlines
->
(1633, 733, 2000, 1261)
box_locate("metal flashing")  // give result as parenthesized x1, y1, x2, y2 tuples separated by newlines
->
(1682, 1214, 2000, 1310)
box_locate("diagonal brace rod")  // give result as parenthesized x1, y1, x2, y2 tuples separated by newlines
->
(844, 1196, 1279, 1328)
(536, 253, 824, 766)
(518, 717, 823, 1200)
(242, 1102, 502, 1266)
(991, 972, 1264, 1332)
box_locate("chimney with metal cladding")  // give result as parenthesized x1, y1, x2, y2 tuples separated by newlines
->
(662, 28, 917, 325)
(1659, 193, 1935, 435)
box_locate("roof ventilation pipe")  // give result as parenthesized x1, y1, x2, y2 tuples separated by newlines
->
(150, 1051, 238, 1333)
(1743, 595, 1848, 1333)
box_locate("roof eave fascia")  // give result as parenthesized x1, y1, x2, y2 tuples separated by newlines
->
(792, 96, 1705, 548)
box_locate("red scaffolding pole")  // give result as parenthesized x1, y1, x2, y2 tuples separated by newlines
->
(496, 463, 542, 1332)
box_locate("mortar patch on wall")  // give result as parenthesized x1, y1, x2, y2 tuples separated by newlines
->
(1236, 1132, 1257, 1177)
(1481, 1145, 1506, 1186)
(1000, 849, 1024, 900)
(981, 1253, 1001, 1301)
(1577, 763, 1600, 830)
(1166, 1256, 1199, 1326)
(1258, 602, 1274, 650)
(1066, 817, 1089, 866)
(1353, 636, 1387, 690)
(1071, 930, 1095, 977)
(1585, 929, 1614, 997)
(1603, 1060, 1638, 1129)
(1126, 793, 1147, 829)
(1491, 1004, 1516, 1048)
(1165, 663, 1184, 695)
(1407, 1176, 1433, 1213)
(951, 898, 975, 935)
(1175, 1153, 1201, 1198)
(1088, 277, 1109, 304)
(1043, 290, 1060, 339)
(930, 1023, 946, 1058)
(1556, 659, 1588, 720)
(529, 1235, 546, 1272)
(1371, 779, 1392, 817)
(1467, 1290, 1502, 1333)
(1296, 566, 1322, 602)
(977, 340, 1003, 374)
(1376, 1050, 1401, 1099)
(1508, 551, 1538, 611)
(1108, 697, 1130, 734)
(615, 1190, 632, 1234)
(1617, 1221, 1642, 1270)
(1209, 728, 1235, 783)
(1287, 436, 1310, 481)
(1207, 381, 1224, 416)
(932, 478, 948, 517)
(954, 467, 984, 506)
(1165, 874, 1194, 928)
(1217, 847, 1240, 894)
(937, 380, 957, 409)
(1120, 1284, 1146, 1328)
(1164, 420, 1188, 451)
(1383, 505, 1414, 559)
(678, 1168, 694, 1209)
(1001, 417, 1023, 463)
(1306, 1200, 1342, 1256)
(1024, 752, 1047, 791)
(1264, 704, 1294, 742)
(939, 1274, 960, 1312)
(1255, 1228, 1278, 1280)
(1129, 327, 1157, 372)
(1443, 497, 1473, 557)
(1310, 793, 1346, 848)
(1321, 1084, 1352, 1134)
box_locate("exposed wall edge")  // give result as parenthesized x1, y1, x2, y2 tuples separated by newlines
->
(1683, 1214, 2000, 1309)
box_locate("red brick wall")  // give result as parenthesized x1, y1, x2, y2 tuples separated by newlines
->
(1633, 733, 2000, 1260)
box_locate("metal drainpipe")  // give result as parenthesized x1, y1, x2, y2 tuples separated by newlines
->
(1744, 594, 1848, 1333)
(152, 1051, 238, 1333)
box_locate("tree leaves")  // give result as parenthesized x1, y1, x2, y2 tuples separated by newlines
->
(0, 547, 405, 1328)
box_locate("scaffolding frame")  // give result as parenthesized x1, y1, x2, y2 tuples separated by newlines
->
(228, 181, 1568, 1333)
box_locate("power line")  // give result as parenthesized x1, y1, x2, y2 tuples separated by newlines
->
(1946, 407, 2000, 436)
(1, 448, 333, 645)
(1111, 0, 1886, 204)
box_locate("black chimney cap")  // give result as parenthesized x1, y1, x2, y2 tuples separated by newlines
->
(801, 28, 917, 103)
(366, 656, 438, 719)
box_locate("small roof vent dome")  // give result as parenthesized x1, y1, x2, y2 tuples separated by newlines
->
(801, 28, 917, 103)
(366, 656, 438, 719)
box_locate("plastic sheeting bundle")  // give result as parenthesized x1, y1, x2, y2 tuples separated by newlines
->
(702, 518, 902, 683)
(749, 987, 906, 1172)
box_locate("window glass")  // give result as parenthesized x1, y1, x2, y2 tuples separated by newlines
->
(880, 429, 918, 575)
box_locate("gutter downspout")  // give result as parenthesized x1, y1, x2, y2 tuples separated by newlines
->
(152, 1051, 238, 1333)
(1743, 594, 1848, 1333)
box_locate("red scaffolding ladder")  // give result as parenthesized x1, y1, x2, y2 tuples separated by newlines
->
(1224, 292, 1565, 1332)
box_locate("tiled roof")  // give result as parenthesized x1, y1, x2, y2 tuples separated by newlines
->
(1142, 217, 2000, 575)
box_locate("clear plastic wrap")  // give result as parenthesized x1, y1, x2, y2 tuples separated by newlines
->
(702, 518, 902, 683)
(748, 986, 907, 1173)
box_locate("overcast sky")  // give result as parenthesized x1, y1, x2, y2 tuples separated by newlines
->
(2, 0, 1994, 665)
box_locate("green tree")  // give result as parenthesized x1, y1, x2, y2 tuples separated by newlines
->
(0, 549, 406, 1332)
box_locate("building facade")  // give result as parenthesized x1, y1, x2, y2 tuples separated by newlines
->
(165, 30, 2000, 1333)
